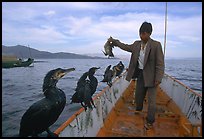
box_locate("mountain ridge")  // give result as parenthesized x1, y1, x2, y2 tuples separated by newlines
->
(2, 45, 106, 59)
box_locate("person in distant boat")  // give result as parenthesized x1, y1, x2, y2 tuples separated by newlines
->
(108, 21, 165, 130)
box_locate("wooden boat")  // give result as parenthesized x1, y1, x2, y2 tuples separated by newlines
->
(2, 57, 34, 68)
(54, 70, 202, 137)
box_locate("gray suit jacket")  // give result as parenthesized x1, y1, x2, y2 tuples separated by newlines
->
(115, 38, 165, 87)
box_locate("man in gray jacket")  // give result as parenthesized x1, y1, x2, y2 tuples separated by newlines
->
(108, 21, 165, 130)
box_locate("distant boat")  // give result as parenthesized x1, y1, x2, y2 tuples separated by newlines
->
(2, 55, 34, 68)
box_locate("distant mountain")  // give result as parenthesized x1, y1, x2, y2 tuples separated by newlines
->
(2, 45, 105, 59)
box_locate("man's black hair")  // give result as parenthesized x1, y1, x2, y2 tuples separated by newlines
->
(139, 21, 153, 35)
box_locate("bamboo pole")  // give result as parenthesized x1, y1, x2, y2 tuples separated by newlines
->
(164, 2, 167, 58)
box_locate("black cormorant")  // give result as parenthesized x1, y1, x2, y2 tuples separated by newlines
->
(101, 65, 116, 87)
(19, 68, 75, 137)
(71, 67, 100, 111)
(113, 61, 125, 77)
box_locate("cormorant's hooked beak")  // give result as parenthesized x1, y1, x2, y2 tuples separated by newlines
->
(58, 68, 75, 79)
(88, 67, 100, 75)
(92, 67, 100, 73)
(94, 67, 100, 71)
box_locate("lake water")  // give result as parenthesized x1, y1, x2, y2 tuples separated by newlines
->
(2, 58, 202, 137)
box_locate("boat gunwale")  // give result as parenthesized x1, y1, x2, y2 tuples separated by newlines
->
(164, 73, 202, 97)
(54, 69, 128, 135)
(54, 71, 202, 136)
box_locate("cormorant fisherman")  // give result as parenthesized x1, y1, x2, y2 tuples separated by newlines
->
(19, 68, 75, 137)
(101, 65, 116, 87)
(113, 61, 125, 77)
(71, 67, 100, 111)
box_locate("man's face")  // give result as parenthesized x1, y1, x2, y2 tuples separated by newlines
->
(140, 32, 150, 43)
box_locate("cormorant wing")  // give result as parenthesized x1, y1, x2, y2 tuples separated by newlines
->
(106, 70, 113, 81)
(75, 72, 88, 92)
(20, 99, 53, 133)
(84, 80, 92, 99)
(77, 72, 88, 86)
(89, 76, 98, 96)
(104, 65, 111, 74)
(71, 86, 85, 103)
(83, 80, 93, 108)
(71, 92, 80, 103)
(111, 69, 116, 78)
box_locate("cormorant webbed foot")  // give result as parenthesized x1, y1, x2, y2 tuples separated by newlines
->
(84, 106, 88, 111)
(46, 129, 58, 137)
(108, 82, 112, 87)
(93, 104, 96, 108)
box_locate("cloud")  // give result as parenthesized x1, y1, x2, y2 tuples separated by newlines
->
(65, 2, 97, 9)
(2, 2, 202, 58)
(62, 16, 92, 35)
(178, 36, 200, 42)
(167, 15, 202, 38)
(2, 5, 37, 22)
(2, 23, 68, 47)
(43, 10, 56, 16)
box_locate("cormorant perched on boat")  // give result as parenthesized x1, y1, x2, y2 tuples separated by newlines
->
(113, 61, 125, 77)
(19, 68, 75, 137)
(71, 67, 100, 111)
(101, 65, 116, 87)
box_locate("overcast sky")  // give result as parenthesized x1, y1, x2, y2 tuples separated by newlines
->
(2, 2, 202, 58)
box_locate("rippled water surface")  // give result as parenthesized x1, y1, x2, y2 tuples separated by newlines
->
(2, 58, 202, 137)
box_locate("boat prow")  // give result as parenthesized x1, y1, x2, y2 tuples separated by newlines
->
(54, 70, 202, 137)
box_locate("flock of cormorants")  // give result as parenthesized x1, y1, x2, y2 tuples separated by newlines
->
(19, 61, 124, 137)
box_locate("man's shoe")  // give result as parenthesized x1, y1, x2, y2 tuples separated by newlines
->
(144, 123, 153, 130)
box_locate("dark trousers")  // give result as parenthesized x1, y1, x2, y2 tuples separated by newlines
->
(135, 69, 157, 124)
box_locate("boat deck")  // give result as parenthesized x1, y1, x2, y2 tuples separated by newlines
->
(96, 80, 200, 137)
